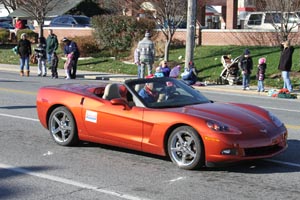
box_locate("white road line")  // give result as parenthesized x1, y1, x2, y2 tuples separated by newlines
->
(262, 106, 300, 113)
(265, 159, 300, 168)
(0, 163, 150, 200)
(0, 113, 39, 121)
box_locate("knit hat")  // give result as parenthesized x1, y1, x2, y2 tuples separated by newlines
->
(145, 32, 151, 37)
(62, 37, 69, 42)
(259, 57, 266, 64)
(20, 33, 27, 38)
(244, 49, 250, 55)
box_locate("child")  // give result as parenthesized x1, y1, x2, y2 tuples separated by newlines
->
(64, 53, 74, 80)
(154, 66, 164, 77)
(256, 57, 267, 92)
(51, 52, 59, 79)
(239, 49, 253, 90)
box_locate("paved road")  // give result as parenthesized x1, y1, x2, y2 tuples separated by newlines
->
(0, 66, 300, 200)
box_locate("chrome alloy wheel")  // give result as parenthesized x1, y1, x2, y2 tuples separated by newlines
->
(168, 126, 203, 170)
(49, 107, 78, 146)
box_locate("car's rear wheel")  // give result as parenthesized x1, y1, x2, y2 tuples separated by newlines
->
(48, 106, 78, 146)
(168, 126, 204, 170)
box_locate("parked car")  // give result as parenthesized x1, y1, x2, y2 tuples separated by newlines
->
(36, 77, 288, 170)
(0, 22, 14, 30)
(49, 15, 90, 27)
(244, 11, 300, 30)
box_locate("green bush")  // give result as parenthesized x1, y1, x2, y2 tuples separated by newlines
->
(16, 29, 38, 43)
(92, 15, 155, 58)
(59, 35, 100, 57)
(73, 35, 100, 57)
(0, 28, 9, 44)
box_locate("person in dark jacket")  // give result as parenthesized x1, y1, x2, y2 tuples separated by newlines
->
(278, 40, 294, 92)
(62, 37, 80, 79)
(161, 61, 171, 77)
(51, 52, 59, 79)
(256, 57, 267, 92)
(46, 29, 58, 65)
(17, 33, 32, 76)
(239, 49, 253, 90)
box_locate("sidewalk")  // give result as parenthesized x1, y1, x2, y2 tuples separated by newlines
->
(0, 63, 136, 81)
(1, 63, 299, 100)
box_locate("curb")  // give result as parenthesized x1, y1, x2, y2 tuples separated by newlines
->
(196, 85, 300, 100)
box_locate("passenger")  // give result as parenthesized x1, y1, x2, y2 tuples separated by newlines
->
(138, 82, 158, 103)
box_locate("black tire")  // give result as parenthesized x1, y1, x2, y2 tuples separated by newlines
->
(48, 106, 78, 146)
(167, 126, 204, 170)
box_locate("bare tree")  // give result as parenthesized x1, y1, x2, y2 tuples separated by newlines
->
(0, 0, 19, 12)
(15, 0, 64, 37)
(257, 0, 300, 41)
(143, 0, 187, 61)
(104, 0, 187, 61)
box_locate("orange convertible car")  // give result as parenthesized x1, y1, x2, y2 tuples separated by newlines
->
(36, 77, 288, 170)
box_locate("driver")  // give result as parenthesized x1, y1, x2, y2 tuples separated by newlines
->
(138, 82, 158, 103)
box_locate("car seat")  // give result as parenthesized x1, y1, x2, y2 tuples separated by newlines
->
(102, 83, 121, 100)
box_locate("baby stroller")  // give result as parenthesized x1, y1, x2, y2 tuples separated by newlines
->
(220, 55, 241, 85)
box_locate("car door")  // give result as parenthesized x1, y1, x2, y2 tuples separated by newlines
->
(81, 97, 144, 150)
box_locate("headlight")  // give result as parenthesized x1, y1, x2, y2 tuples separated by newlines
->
(268, 111, 283, 127)
(206, 120, 241, 134)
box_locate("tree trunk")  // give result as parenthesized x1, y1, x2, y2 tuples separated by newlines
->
(164, 38, 171, 61)
(39, 25, 43, 38)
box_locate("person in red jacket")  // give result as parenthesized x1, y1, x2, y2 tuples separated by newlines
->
(15, 17, 25, 30)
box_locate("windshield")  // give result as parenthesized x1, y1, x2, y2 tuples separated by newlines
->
(74, 16, 90, 25)
(126, 77, 210, 108)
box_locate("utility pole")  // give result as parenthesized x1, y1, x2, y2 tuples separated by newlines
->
(185, 0, 197, 68)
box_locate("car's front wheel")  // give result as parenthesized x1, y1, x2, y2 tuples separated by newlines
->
(48, 106, 78, 146)
(168, 126, 204, 170)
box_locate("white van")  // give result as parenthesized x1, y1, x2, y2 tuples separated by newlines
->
(244, 11, 299, 30)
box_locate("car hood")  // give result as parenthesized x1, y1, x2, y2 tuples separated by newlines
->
(170, 102, 270, 127)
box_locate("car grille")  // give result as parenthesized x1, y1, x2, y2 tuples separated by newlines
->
(244, 144, 283, 157)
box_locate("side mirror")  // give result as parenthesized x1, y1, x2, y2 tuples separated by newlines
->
(111, 98, 131, 110)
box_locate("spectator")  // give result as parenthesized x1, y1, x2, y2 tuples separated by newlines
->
(169, 65, 181, 78)
(278, 40, 294, 92)
(161, 61, 171, 77)
(134, 47, 142, 78)
(181, 61, 198, 85)
(256, 57, 267, 92)
(64, 53, 73, 80)
(35, 37, 47, 76)
(239, 49, 253, 90)
(62, 37, 80, 79)
(17, 33, 31, 76)
(51, 52, 59, 79)
(46, 29, 58, 65)
(154, 66, 164, 77)
(15, 17, 25, 30)
(137, 32, 155, 77)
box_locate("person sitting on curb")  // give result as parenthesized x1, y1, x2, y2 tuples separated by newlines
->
(181, 61, 198, 85)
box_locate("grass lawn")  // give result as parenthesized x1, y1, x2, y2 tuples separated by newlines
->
(1, 44, 299, 88)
